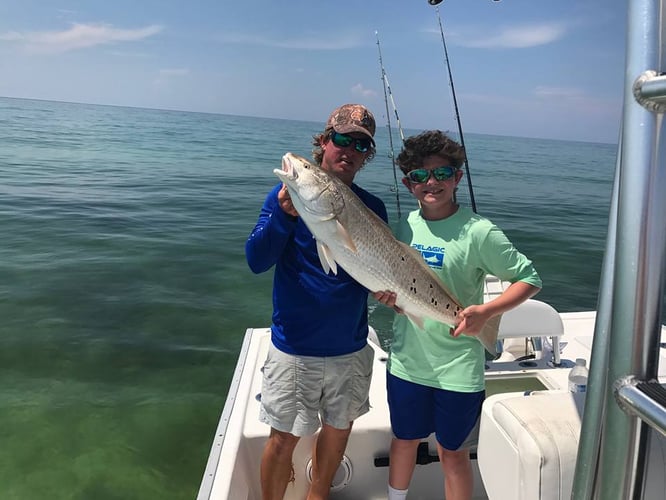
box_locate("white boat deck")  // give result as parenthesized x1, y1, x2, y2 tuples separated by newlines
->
(198, 302, 666, 499)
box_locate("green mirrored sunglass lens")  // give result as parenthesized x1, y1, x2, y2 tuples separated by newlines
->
(433, 167, 454, 180)
(409, 170, 429, 182)
(332, 133, 353, 146)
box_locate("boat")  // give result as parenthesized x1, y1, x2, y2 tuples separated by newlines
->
(197, 288, 666, 499)
(197, 1, 666, 498)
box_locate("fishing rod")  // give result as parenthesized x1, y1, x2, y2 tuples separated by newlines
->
(431, 4, 478, 212)
(375, 30, 405, 218)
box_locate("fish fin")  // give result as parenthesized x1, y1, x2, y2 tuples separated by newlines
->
(335, 220, 358, 253)
(477, 314, 501, 356)
(316, 240, 338, 275)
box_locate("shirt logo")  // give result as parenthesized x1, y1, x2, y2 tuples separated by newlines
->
(412, 244, 445, 269)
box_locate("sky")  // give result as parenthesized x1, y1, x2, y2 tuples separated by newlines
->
(0, 0, 625, 144)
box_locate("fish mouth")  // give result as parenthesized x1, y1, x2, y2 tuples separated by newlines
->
(274, 153, 297, 180)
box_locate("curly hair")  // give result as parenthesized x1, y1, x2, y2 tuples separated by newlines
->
(396, 130, 465, 174)
(311, 128, 376, 166)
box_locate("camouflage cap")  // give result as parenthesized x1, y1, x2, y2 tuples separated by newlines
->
(326, 104, 376, 145)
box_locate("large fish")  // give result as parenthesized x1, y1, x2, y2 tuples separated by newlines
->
(274, 152, 500, 354)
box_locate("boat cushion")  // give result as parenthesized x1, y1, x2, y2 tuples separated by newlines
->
(477, 391, 583, 500)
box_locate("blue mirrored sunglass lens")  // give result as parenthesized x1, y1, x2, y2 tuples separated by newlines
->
(432, 166, 455, 180)
(354, 140, 370, 152)
(331, 132, 371, 152)
(407, 169, 430, 182)
(331, 132, 353, 147)
(407, 167, 455, 183)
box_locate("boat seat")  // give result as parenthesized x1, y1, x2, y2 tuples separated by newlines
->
(484, 274, 510, 301)
(497, 299, 564, 340)
(478, 391, 582, 500)
(477, 391, 666, 500)
(496, 298, 565, 364)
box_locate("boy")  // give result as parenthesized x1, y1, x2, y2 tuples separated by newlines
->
(375, 130, 542, 500)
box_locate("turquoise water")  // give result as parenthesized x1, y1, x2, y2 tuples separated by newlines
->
(0, 97, 616, 499)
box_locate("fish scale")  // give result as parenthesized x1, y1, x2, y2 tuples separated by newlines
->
(274, 152, 498, 354)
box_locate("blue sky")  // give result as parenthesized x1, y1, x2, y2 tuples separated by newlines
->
(0, 0, 624, 143)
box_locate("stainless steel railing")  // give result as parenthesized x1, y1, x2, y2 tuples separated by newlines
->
(572, 1, 666, 498)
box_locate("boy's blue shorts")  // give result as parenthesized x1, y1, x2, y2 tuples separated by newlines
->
(386, 371, 485, 450)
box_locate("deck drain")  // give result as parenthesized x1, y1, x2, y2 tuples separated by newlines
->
(306, 455, 352, 491)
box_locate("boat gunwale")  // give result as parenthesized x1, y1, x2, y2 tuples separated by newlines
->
(197, 327, 257, 500)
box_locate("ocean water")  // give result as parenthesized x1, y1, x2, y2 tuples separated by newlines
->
(0, 97, 616, 499)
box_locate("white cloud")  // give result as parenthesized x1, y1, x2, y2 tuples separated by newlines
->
(217, 32, 362, 50)
(464, 86, 588, 107)
(351, 83, 376, 98)
(534, 86, 584, 99)
(1, 23, 163, 54)
(0, 31, 23, 41)
(454, 22, 567, 49)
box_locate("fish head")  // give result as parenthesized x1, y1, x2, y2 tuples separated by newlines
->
(274, 152, 345, 219)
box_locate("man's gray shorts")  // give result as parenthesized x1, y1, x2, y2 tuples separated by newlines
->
(259, 342, 374, 436)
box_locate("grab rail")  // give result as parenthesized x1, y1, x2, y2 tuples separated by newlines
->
(571, 1, 666, 498)
(616, 379, 666, 438)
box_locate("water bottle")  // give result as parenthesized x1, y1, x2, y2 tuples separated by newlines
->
(568, 358, 588, 393)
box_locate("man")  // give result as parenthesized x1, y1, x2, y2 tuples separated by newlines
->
(246, 104, 388, 500)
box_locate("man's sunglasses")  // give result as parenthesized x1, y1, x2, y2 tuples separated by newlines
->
(405, 166, 457, 183)
(329, 131, 372, 153)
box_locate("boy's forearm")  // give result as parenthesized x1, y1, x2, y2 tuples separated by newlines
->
(484, 281, 541, 318)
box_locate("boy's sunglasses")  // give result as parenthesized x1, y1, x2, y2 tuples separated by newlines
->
(406, 166, 457, 184)
(329, 131, 372, 153)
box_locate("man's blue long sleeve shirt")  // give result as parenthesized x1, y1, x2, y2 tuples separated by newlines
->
(246, 183, 388, 356)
